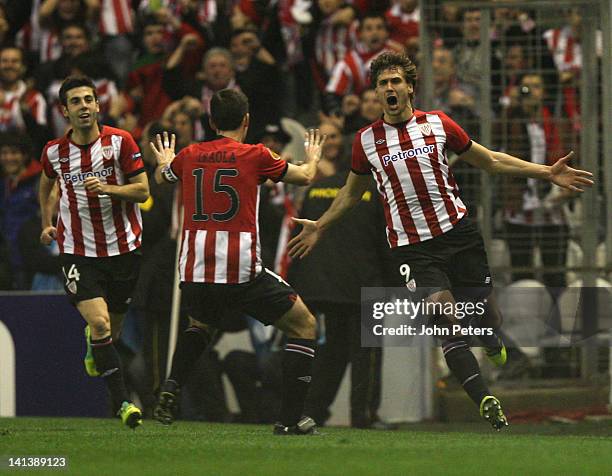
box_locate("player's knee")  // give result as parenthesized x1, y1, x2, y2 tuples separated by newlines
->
(301, 312, 317, 338)
(90, 317, 111, 339)
(278, 309, 316, 340)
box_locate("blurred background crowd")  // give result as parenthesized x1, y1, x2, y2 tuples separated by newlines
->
(0, 0, 608, 425)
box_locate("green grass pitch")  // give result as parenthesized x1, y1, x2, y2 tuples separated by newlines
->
(1, 418, 611, 475)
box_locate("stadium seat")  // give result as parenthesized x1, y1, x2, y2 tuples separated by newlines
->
(558, 279, 612, 343)
(496, 279, 553, 358)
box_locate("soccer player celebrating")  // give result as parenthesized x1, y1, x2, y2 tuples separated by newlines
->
(39, 76, 150, 429)
(150, 89, 326, 435)
(288, 52, 593, 430)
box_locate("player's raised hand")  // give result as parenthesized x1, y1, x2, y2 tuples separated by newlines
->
(549, 151, 594, 192)
(303, 128, 326, 163)
(287, 218, 320, 259)
(150, 131, 176, 166)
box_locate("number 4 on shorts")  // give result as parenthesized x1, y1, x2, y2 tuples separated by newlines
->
(62, 264, 81, 283)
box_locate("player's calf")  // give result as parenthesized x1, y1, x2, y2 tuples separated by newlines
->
(274, 299, 317, 430)
(155, 321, 215, 425)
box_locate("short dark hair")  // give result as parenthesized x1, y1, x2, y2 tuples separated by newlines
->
(359, 12, 388, 30)
(59, 75, 98, 106)
(370, 52, 417, 89)
(141, 14, 164, 32)
(60, 21, 90, 39)
(210, 89, 249, 131)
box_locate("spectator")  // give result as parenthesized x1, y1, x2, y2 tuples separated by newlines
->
(257, 123, 293, 270)
(288, 166, 391, 429)
(543, 7, 602, 136)
(324, 12, 402, 116)
(502, 73, 571, 289)
(163, 47, 240, 140)
(452, 8, 502, 114)
(0, 132, 42, 289)
(230, 28, 281, 143)
(127, 16, 174, 132)
(342, 88, 383, 135)
(434, 1, 462, 49)
(17, 0, 97, 65)
(138, 1, 206, 77)
(385, 0, 419, 50)
(0, 4, 12, 50)
(96, 0, 135, 87)
(35, 21, 91, 97)
(491, 9, 557, 110)
(0, 46, 50, 156)
(309, 0, 358, 93)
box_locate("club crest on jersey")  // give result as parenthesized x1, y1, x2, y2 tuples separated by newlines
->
(418, 123, 432, 136)
(102, 145, 114, 160)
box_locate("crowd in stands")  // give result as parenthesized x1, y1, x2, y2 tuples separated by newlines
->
(0, 0, 604, 420)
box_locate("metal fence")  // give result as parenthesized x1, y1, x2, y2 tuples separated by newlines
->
(417, 0, 611, 381)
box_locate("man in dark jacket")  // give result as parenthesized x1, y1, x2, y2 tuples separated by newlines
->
(288, 168, 394, 428)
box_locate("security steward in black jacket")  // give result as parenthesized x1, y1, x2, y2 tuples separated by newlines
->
(288, 169, 395, 428)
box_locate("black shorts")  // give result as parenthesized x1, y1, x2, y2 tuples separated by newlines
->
(60, 251, 141, 313)
(390, 217, 492, 301)
(180, 268, 298, 328)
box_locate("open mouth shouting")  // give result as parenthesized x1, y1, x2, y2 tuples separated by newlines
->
(386, 95, 399, 110)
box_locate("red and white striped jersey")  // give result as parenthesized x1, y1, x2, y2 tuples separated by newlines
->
(99, 0, 134, 36)
(326, 43, 395, 96)
(385, 3, 420, 45)
(16, 23, 62, 64)
(161, 137, 288, 284)
(0, 81, 47, 132)
(15, 0, 62, 63)
(543, 26, 602, 73)
(315, 17, 358, 81)
(40, 126, 145, 257)
(351, 110, 470, 247)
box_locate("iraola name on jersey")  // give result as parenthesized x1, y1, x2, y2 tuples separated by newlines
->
(164, 137, 288, 285)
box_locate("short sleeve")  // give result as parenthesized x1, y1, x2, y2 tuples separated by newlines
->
(40, 144, 57, 178)
(257, 145, 288, 183)
(351, 133, 372, 175)
(438, 111, 472, 154)
(119, 132, 146, 178)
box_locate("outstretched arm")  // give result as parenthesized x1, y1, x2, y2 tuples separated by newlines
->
(282, 129, 326, 186)
(460, 141, 594, 192)
(287, 172, 371, 258)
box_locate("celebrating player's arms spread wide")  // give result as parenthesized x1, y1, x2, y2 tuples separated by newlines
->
(149, 89, 327, 435)
(288, 52, 594, 430)
(38, 75, 150, 429)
